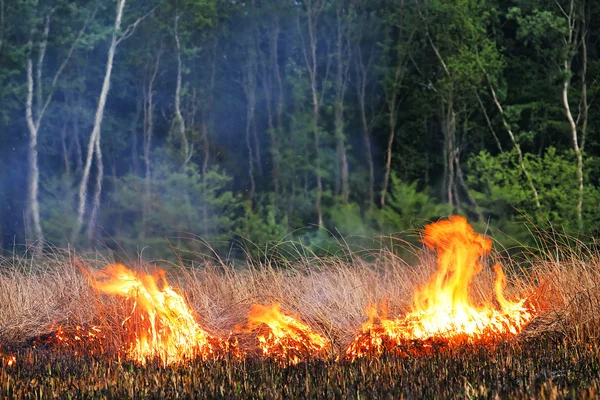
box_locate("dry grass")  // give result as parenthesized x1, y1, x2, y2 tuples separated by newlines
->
(1, 232, 599, 351)
(3, 233, 600, 398)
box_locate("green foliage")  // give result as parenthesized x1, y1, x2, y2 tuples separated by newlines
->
(2, 0, 600, 256)
(370, 173, 453, 234)
(108, 149, 242, 258)
(235, 194, 289, 259)
(468, 148, 600, 235)
(39, 176, 79, 245)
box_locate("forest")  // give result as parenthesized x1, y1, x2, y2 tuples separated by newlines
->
(0, 0, 598, 259)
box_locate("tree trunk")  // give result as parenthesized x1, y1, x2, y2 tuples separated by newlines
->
(73, 104, 83, 174)
(24, 16, 50, 254)
(380, 0, 410, 207)
(580, 8, 588, 153)
(560, 0, 588, 231)
(61, 121, 71, 180)
(131, 90, 142, 175)
(243, 48, 257, 203)
(87, 132, 103, 241)
(441, 98, 457, 206)
(25, 56, 43, 253)
(200, 42, 218, 237)
(77, 0, 125, 233)
(486, 80, 541, 213)
(25, 7, 95, 247)
(299, 0, 325, 226)
(562, 64, 583, 229)
(141, 47, 161, 239)
(77, 0, 149, 237)
(355, 41, 375, 206)
(269, 18, 283, 204)
(174, 14, 191, 169)
(334, 4, 349, 203)
(381, 62, 401, 207)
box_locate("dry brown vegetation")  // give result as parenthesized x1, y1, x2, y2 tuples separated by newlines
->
(0, 233, 598, 351)
(2, 233, 600, 398)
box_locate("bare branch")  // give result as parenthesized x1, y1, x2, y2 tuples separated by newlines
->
(37, 6, 98, 128)
(555, 0, 569, 19)
(427, 33, 450, 77)
(35, 14, 51, 122)
(475, 91, 503, 153)
(116, 5, 158, 45)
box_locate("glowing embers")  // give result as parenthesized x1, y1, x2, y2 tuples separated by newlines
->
(0, 345, 15, 367)
(242, 303, 330, 365)
(345, 216, 535, 360)
(90, 264, 229, 365)
(32, 325, 108, 356)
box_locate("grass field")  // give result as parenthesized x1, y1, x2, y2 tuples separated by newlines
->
(1, 230, 600, 398)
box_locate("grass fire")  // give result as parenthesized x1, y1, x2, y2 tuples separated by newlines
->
(345, 216, 535, 360)
(2, 217, 600, 397)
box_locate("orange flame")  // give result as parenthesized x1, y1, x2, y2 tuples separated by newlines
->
(244, 303, 329, 364)
(91, 264, 228, 365)
(346, 216, 535, 359)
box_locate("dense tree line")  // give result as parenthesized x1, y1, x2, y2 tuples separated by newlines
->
(0, 0, 598, 258)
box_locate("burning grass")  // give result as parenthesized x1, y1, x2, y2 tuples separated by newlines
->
(2, 217, 600, 397)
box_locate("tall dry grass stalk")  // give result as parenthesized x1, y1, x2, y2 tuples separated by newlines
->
(0, 233, 599, 350)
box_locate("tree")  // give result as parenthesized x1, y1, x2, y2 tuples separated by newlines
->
(351, 1, 380, 207)
(332, 0, 351, 203)
(380, 0, 415, 207)
(23, 1, 95, 253)
(297, 0, 327, 226)
(76, 0, 154, 239)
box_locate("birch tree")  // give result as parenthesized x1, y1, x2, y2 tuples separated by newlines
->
(76, 0, 154, 239)
(24, 3, 95, 252)
(557, 0, 586, 229)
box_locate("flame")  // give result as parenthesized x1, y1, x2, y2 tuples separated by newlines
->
(90, 264, 228, 365)
(244, 303, 329, 364)
(346, 216, 535, 359)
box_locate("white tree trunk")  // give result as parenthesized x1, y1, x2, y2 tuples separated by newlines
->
(560, 0, 583, 229)
(174, 14, 190, 168)
(25, 58, 43, 252)
(77, 0, 127, 233)
(562, 64, 583, 228)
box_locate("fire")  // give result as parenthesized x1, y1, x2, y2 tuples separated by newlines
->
(0, 345, 15, 367)
(244, 303, 329, 364)
(8, 216, 537, 363)
(32, 325, 107, 355)
(345, 216, 535, 359)
(90, 264, 229, 365)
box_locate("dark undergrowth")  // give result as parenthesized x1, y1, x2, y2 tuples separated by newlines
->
(2, 332, 599, 399)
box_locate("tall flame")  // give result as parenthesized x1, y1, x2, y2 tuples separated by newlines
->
(244, 303, 329, 364)
(91, 264, 227, 365)
(345, 216, 535, 359)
